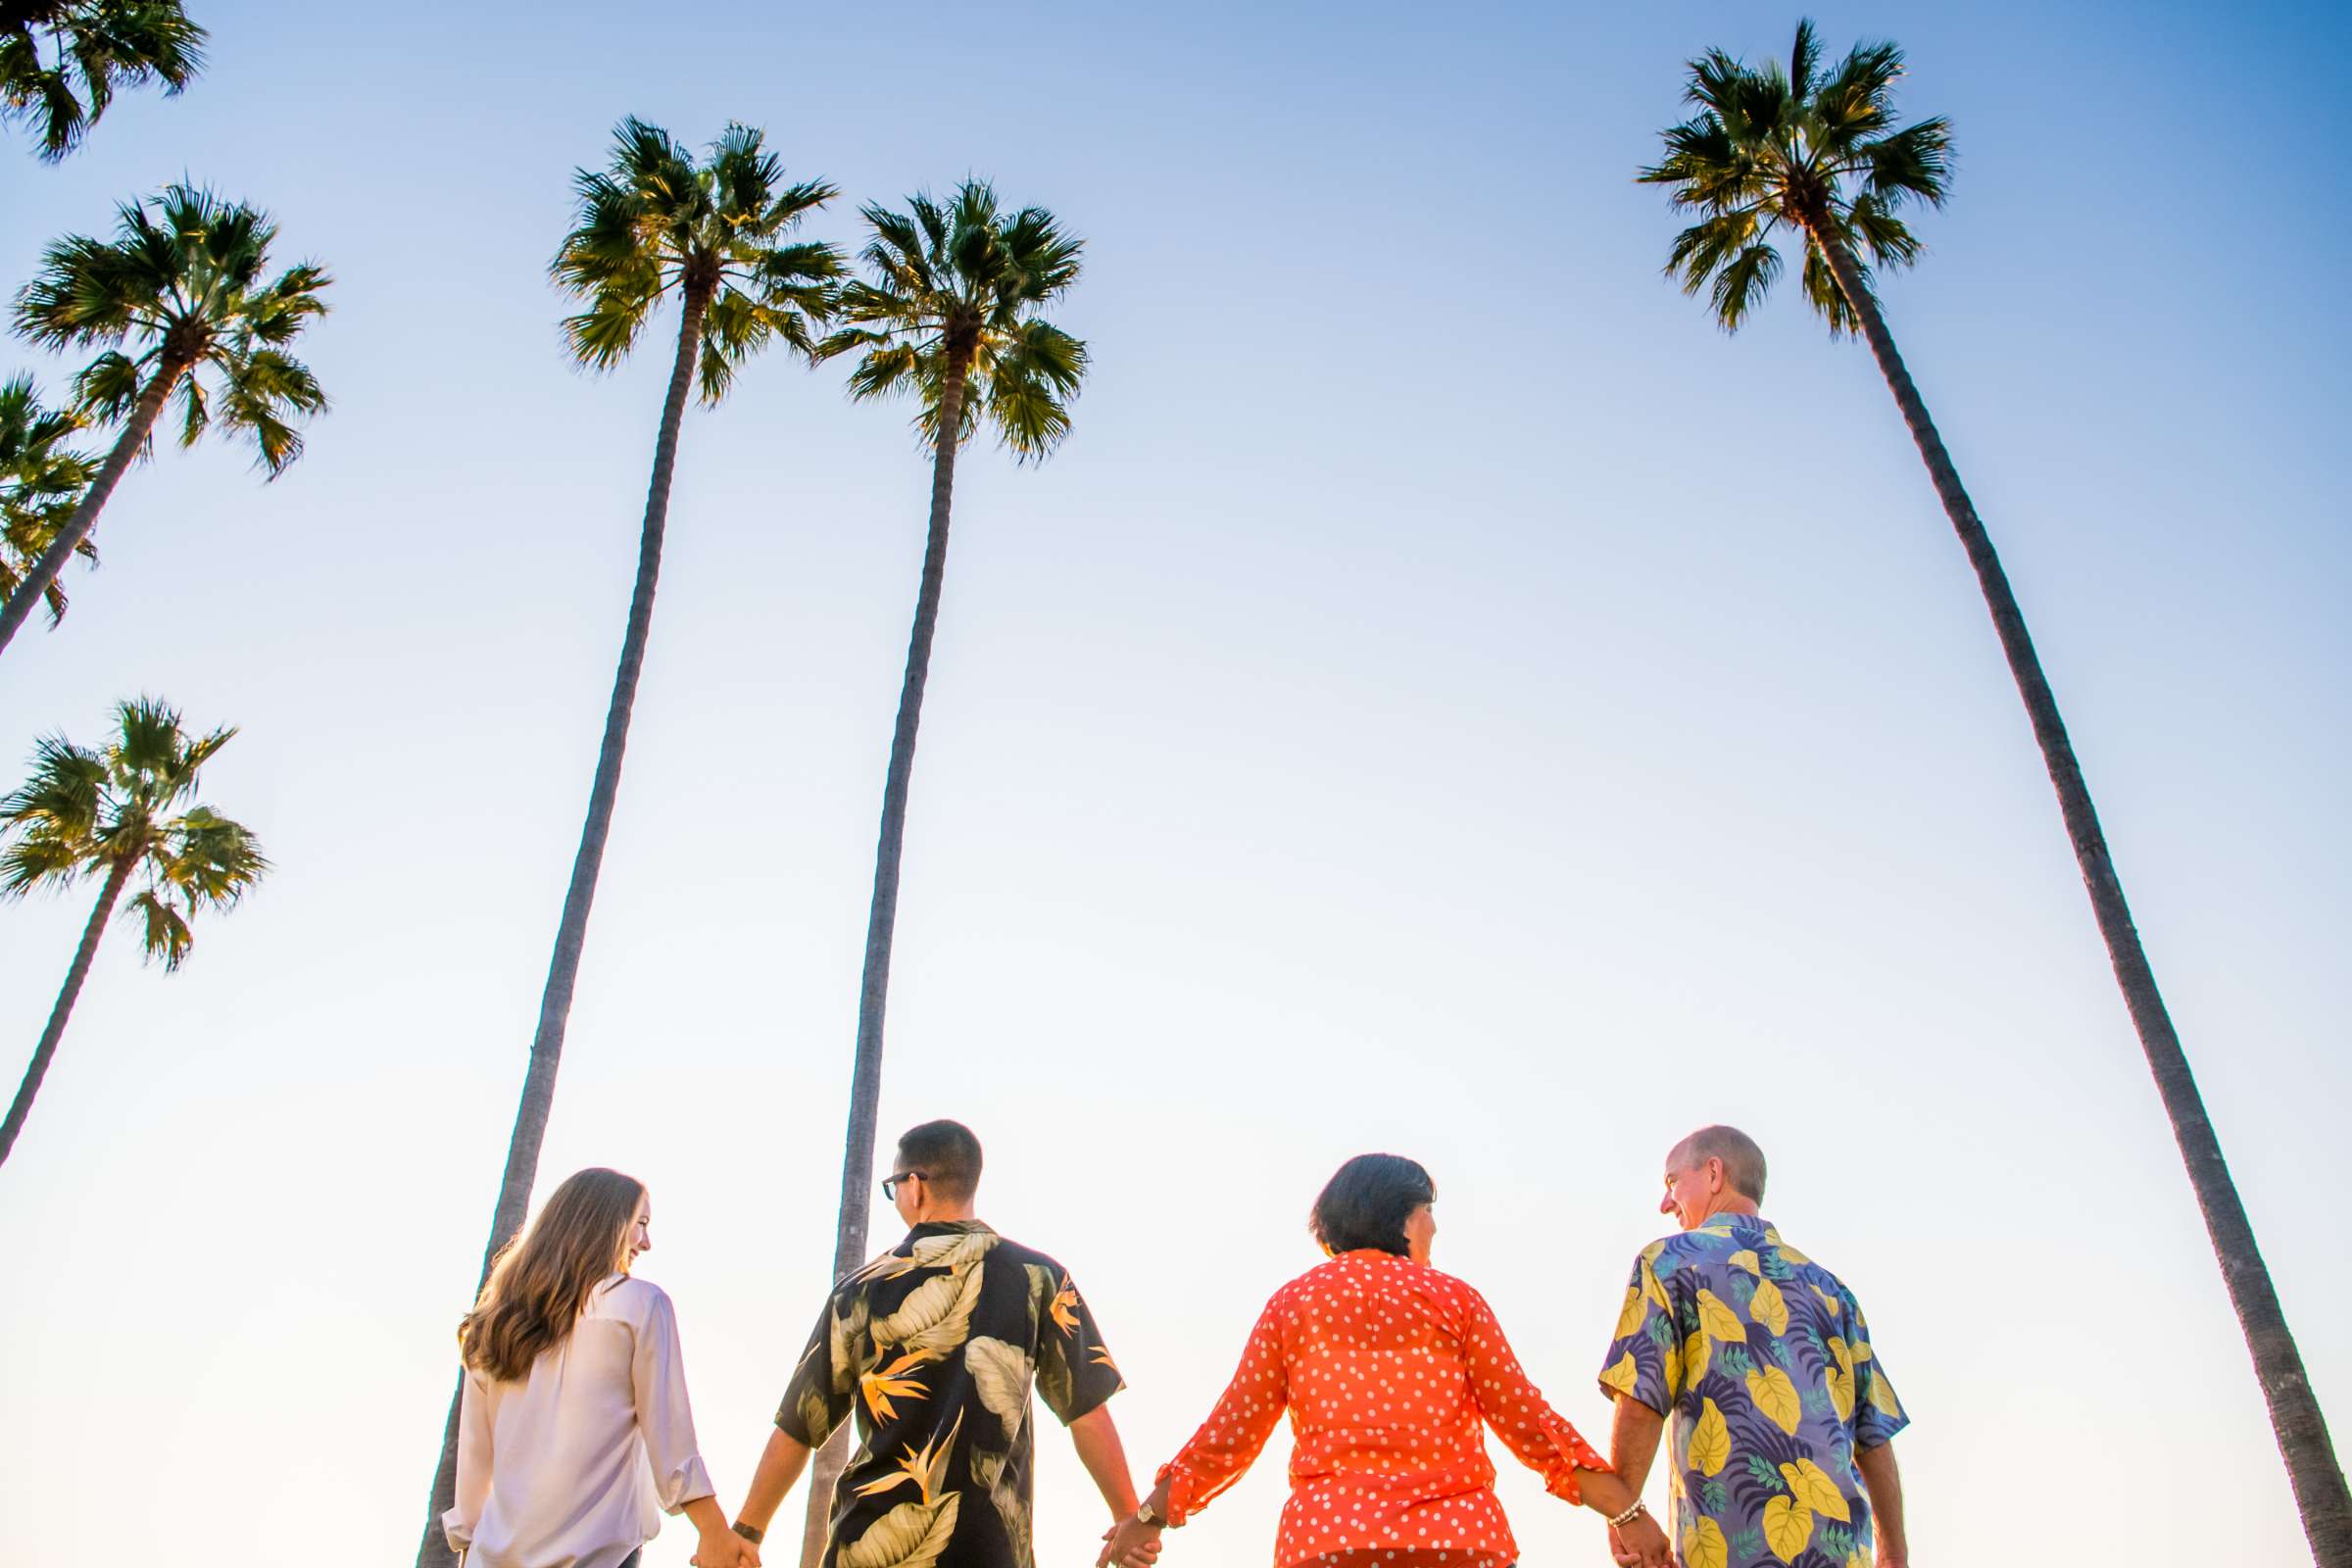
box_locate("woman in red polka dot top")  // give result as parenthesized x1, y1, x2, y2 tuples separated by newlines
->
(1101, 1154, 1671, 1568)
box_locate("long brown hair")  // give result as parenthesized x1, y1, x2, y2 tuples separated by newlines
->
(459, 1167, 644, 1382)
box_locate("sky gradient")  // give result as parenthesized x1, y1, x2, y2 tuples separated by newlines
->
(1, 2, 2347, 1564)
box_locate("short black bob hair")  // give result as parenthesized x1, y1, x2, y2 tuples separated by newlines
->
(1309, 1152, 1436, 1257)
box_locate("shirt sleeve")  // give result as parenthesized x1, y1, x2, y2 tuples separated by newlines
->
(1035, 1268, 1127, 1426)
(441, 1366, 491, 1553)
(1595, 1248, 1680, 1418)
(776, 1287, 858, 1448)
(1454, 1280, 1609, 1505)
(1153, 1297, 1289, 1525)
(631, 1287, 717, 1513)
(1848, 1298, 1910, 1448)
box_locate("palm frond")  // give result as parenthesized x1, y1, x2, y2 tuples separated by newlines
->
(1710, 242, 1784, 331)
(125, 886, 193, 968)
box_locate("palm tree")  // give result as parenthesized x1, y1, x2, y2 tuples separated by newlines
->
(0, 696, 265, 1169)
(0, 373, 96, 627)
(1, 0, 206, 162)
(412, 117, 840, 1568)
(1642, 22, 2351, 1562)
(796, 181, 1086, 1565)
(2, 182, 329, 662)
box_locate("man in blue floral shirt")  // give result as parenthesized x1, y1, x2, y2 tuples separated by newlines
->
(1595, 1127, 1909, 1568)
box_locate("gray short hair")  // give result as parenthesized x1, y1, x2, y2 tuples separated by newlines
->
(1668, 1125, 1768, 1203)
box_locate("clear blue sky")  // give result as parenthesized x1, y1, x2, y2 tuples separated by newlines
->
(1, 2, 2346, 1564)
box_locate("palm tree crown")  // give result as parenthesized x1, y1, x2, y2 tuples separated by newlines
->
(553, 117, 842, 403)
(0, 374, 95, 626)
(821, 180, 1087, 456)
(1, 695, 265, 968)
(1, 0, 206, 162)
(14, 182, 330, 472)
(1640, 18, 1952, 333)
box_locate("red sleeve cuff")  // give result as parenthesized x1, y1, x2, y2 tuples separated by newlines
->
(1153, 1461, 1202, 1526)
(1538, 1412, 1610, 1505)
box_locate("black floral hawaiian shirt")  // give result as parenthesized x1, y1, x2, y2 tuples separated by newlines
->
(778, 1219, 1125, 1568)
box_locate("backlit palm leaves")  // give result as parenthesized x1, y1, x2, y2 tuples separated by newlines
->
(1, 0, 206, 162)
(1643, 23, 2351, 1564)
(1640, 18, 1948, 336)
(1, 182, 329, 659)
(0, 376, 95, 628)
(0, 696, 265, 1168)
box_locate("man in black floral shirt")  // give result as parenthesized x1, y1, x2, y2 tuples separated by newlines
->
(729, 1120, 1143, 1568)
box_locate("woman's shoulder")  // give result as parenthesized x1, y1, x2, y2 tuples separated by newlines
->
(593, 1273, 674, 1319)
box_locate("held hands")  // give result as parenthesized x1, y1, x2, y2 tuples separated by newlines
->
(1096, 1514, 1164, 1568)
(689, 1527, 760, 1568)
(1607, 1510, 1672, 1568)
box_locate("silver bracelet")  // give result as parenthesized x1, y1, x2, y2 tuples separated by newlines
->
(1607, 1499, 1648, 1529)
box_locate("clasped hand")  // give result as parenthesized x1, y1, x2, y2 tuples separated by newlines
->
(1096, 1514, 1163, 1568)
(689, 1531, 760, 1568)
(1608, 1511, 1674, 1568)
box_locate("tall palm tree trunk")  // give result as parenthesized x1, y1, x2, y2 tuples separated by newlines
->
(0, 358, 184, 662)
(0, 852, 134, 1167)
(798, 366, 969, 1568)
(415, 285, 710, 1568)
(1815, 230, 2351, 1564)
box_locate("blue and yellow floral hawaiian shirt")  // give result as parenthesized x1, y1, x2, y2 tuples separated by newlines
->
(1595, 1213, 1907, 1568)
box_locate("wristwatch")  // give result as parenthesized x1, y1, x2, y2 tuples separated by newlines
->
(1134, 1501, 1165, 1528)
(732, 1521, 764, 1544)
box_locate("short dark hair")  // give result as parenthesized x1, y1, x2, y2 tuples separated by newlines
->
(896, 1119, 983, 1203)
(1308, 1152, 1436, 1257)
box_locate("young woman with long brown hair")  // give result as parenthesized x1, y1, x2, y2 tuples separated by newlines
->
(441, 1167, 750, 1568)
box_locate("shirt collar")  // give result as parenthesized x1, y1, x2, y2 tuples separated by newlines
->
(907, 1218, 996, 1241)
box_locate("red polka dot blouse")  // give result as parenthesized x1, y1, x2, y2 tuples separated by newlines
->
(1154, 1250, 1609, 1568)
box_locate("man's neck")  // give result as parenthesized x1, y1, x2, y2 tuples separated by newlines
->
(913, 1206, 980, 1226)
(1695, 1196, 1760, 1226)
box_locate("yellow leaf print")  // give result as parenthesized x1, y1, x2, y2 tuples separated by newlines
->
(1811, 1283, 1842, 1317)
(1687, 1396, 1731, 1476)
(1826, 1359, 1856, 1423)
(1641, 1238, 1668, 1269)
(1641, 1258, 1673, 1312)
(1772, 1241, 1813, 1267)
(1695, 1289, 1747, 1343)
(1778, 1458, 1852, 1522)
(1662, 1334, 1683, 1398)
(1851, 1338, 1875, 1364)
(1090, 1345, 1119, 1372)
(1682, 1516, 1730, 1568)
(1761, 1494, 1814, 1562)
(1684, 1329, 1711, 1389)
(1728, 1249, 1762, 1277)
(1868, 1372, 1903, 1420)
(1599, 1350, 1640, 1398)
(1846, 1552, 1868, 1568)
(860, 1348, 940, 1423)
(1613, 1285, 1647, 1340)
(1827, 1336, 1853, 1371)
(1746, 1364, 1802, 1434)
(1747, 1278, 1789, 1337)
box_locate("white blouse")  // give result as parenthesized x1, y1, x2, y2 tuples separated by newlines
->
(444, 1275, 716, 1568)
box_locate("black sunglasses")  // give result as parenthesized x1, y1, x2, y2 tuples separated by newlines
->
(881, 1170, 926, 1200)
